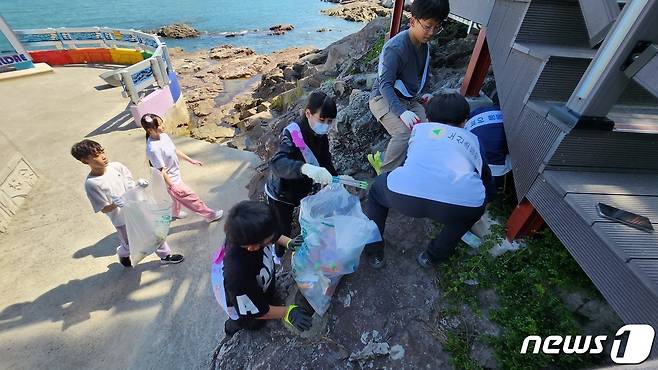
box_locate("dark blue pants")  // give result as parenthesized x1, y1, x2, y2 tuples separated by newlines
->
(364, 173, 485, 263)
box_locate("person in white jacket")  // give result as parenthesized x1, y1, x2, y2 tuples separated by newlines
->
(363, 93, 497, 269)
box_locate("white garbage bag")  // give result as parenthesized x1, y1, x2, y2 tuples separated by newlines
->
(123, 168, 172, 265)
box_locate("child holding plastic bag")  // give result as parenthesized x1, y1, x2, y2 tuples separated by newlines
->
(71, 139, 184, 267)
(140, 114, 224, 223)
(211, 200, 311, 337)
(265, 91, 339, 256)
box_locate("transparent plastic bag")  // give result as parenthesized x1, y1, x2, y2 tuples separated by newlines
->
(292, 184, 381, 315)
(123, 168, 172, 265)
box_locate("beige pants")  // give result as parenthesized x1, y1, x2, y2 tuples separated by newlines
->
(369, 95, 427, 173)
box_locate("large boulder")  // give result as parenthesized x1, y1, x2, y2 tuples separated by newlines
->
(209, 45, 255, 60)
(321, 0, 391, 22)
(270, 24, 295, 32)
(268, 24, 295, 35)
(329, 89, 389, 175)
(207, 55, 271, 79)
(321, 16, 389, 73)
(153, 23, 200, 38)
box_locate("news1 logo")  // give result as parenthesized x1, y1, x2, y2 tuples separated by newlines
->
(520, 324, 655, 364)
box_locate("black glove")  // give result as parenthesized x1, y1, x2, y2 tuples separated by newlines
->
(286, 234, 304, 252)
(283, 304, 312, 331)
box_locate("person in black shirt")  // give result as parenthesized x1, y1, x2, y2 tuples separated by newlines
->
(211, 201, 311, 336)
(265, 91, 339, 256)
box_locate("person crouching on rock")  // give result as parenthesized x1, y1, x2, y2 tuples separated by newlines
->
(363, 93, 496, 269)
(265, 91, 338, 257)
(211, 200, 311, 337)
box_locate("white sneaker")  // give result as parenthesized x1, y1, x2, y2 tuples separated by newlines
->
(207, 210, 224, 223)
(172, 210, 188, 220)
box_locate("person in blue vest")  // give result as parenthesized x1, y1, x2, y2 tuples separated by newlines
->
(364, 93, 496, 269)
(265, 91, 338, 256)
(369, 0, 451, 174)
(464, 105, 512, 177)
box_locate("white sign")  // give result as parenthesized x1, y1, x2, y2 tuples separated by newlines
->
(521, 324, 655, 364)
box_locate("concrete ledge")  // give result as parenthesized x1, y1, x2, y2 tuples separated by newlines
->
(0, 63, 54, 82)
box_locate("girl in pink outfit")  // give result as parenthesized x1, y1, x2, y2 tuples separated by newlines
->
(141, 114, 223, 223)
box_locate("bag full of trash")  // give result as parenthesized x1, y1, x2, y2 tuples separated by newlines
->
(292, 183, 381, 315)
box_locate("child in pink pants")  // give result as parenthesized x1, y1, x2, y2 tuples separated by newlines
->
(140, 114, 223, 223)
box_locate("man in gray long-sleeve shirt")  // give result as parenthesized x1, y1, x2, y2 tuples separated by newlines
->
(369, 0, 450, 173)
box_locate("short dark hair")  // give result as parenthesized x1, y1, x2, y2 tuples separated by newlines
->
(426, 92, 470, 126)
(411, 0, 450, 22)
(224, 201, 279, 246)
(305, 90, 337, 120)
(71, 139, 103, 161)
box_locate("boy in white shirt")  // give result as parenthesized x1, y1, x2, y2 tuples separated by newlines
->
(71, 139, 184, 267)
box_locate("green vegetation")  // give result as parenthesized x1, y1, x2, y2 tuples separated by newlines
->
(363, 34, 386, 65)
(438, 187, 607, 369)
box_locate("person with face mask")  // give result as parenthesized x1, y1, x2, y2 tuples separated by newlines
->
(265, 91, 339, 257)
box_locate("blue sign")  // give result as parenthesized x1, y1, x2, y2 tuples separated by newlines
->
(0, 53, 33, 71)
(0, 53, 28, 65)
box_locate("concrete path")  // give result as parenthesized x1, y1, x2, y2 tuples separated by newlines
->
(0, 67, 259, 369)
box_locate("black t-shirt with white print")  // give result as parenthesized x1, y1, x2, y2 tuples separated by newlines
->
(214, 242, 277, 320)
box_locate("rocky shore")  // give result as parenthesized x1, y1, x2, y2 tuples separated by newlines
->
(162, 10, 626, 368)
(321, 0, 392, 22)
(168, 16, 492, 369)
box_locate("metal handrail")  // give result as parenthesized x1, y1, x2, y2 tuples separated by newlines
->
(14, 26, 172, 104)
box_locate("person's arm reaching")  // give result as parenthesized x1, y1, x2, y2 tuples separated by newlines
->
(270, 132, 306, 179)
(176, 149, 202, 166)
(257, 304, 312, 331)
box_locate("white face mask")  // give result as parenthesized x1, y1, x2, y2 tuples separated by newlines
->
(311, 121, 330, 135)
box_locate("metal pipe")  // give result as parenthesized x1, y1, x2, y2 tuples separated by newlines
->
(572, 0, 648, 102)
(567, 0, 656, 117)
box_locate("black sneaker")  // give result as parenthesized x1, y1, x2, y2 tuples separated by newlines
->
(368, 253, 386, 269)
(119, 256, 132, 267)
(416, 251, 437, 269)
(224, 319, 242, 337)
(161, 254, 185, 265)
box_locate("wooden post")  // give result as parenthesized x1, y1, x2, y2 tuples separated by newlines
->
(460, 27, 491, 97)
(389, 0, 405, 39)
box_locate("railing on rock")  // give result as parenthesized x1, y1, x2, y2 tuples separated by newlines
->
(15, 27, 174, 104)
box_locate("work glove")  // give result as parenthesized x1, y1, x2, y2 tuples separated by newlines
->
(419, 93, 433, 104)
(301, 164, 332, 185)
(110, 195, 126, 208)
(286, 234, 304, 252)
(137, 178, 150, 188)
(367, 151, 383, 176)
(283, 304, 312, 331)
(399, 110, 421, 130)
